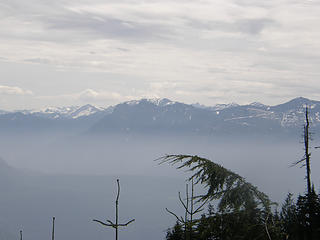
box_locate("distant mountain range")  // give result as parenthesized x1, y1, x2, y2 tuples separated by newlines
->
(16, 104, 107, 119)
(1, 97, 320, 137)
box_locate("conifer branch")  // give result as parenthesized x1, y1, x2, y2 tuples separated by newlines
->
(178, 192, 192, 215)
(165, 208, 184, 223)
(158, 154, 272, 212)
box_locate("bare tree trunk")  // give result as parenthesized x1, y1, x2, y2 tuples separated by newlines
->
(185, 184, 189, 240)
(293, 107, 314, 240)
(116, 179, 120, 240)
(93, 179, 135, 240)
(52, 217, 55, 240)
(304, 107, 312, 196)
(190, 178, 194, 240)
(303, 107, 313, 240)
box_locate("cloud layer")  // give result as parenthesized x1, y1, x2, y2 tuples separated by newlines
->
(0, 0, 320, 109)
(0, 85, 33, 95)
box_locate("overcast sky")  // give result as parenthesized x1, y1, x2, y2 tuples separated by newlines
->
(0, 0, 320, 110)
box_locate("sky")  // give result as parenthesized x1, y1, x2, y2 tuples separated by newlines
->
(0, 0, 320, 110)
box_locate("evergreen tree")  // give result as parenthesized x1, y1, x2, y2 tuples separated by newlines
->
(296, 189, 320, 240)
(280, 193, 299, 240)
(159, 155, 272, 212)
(166, 222, 184, 240)
(159, 155, 276, 240)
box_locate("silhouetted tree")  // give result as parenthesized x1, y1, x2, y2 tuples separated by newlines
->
(93, 179, 135, 240)
(159, 155, 272, 212)
(296, 188, 320, 240)
(166, 222, 184, 240)
(166, 178, 207, 240)
(292, 107, 319, 240)
(280, 193, 299, 240)
(159, 155, 276, 239)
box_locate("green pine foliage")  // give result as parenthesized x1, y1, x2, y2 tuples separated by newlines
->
(296, 190, 320, 240)
(160, 155, 320, 240)
(159, 155, 272, 212)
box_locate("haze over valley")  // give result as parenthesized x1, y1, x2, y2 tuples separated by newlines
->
(1, 97, 320, 240)
(2, 0, 320, 238)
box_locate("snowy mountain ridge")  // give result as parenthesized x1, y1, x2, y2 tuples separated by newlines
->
(1, 97, 320, 136)
(14, 104, 106, 119)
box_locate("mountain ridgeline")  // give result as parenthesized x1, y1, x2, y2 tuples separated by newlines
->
(1, 98, 320, 240)
(1, 97, 320, 137)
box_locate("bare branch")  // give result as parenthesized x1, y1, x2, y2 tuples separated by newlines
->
(291, 157, 306, 167)
(93, 179, 135, 240)
(165, 208, 184, 223)
(106, 220, 115, 226)
(178, 192, 192, 215)
(117, 219, 135, 226)
(194, 199, 209, 214)
(93, 219, 115, 228)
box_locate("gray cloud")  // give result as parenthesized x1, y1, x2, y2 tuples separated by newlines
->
(232, 0, 274, 8)
(236, 18, 275, 35)
(44, 12, 172, 42)
(0, 0, 320, 109)
(24, 58, 53, 64)
(186, 18, 276, 35)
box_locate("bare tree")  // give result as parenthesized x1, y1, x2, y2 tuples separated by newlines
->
(166, 178, 207, 240)
(293, 106, 314, 240)
(93, 179, 135, 240)
(293, 106, 312, 195)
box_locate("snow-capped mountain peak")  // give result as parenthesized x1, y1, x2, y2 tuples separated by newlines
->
(211, 103, 239, 110)
(17, 104, 105, 119)
(249, 102, 267, 108)
(70, 104, 105, 119)
(2, 97, 320, 136)
(125, 98, 176, 107)
(39, 106, 78, 114)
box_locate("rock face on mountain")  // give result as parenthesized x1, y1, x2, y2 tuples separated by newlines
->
(0, 97, 319, 137)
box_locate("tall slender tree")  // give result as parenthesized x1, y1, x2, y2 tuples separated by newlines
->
(93, 179, 135, 240)
(292, 107, 312, 195)
(292, 106, 315, 240)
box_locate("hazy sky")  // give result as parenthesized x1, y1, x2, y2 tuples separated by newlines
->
(1, 0, 320, 110)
